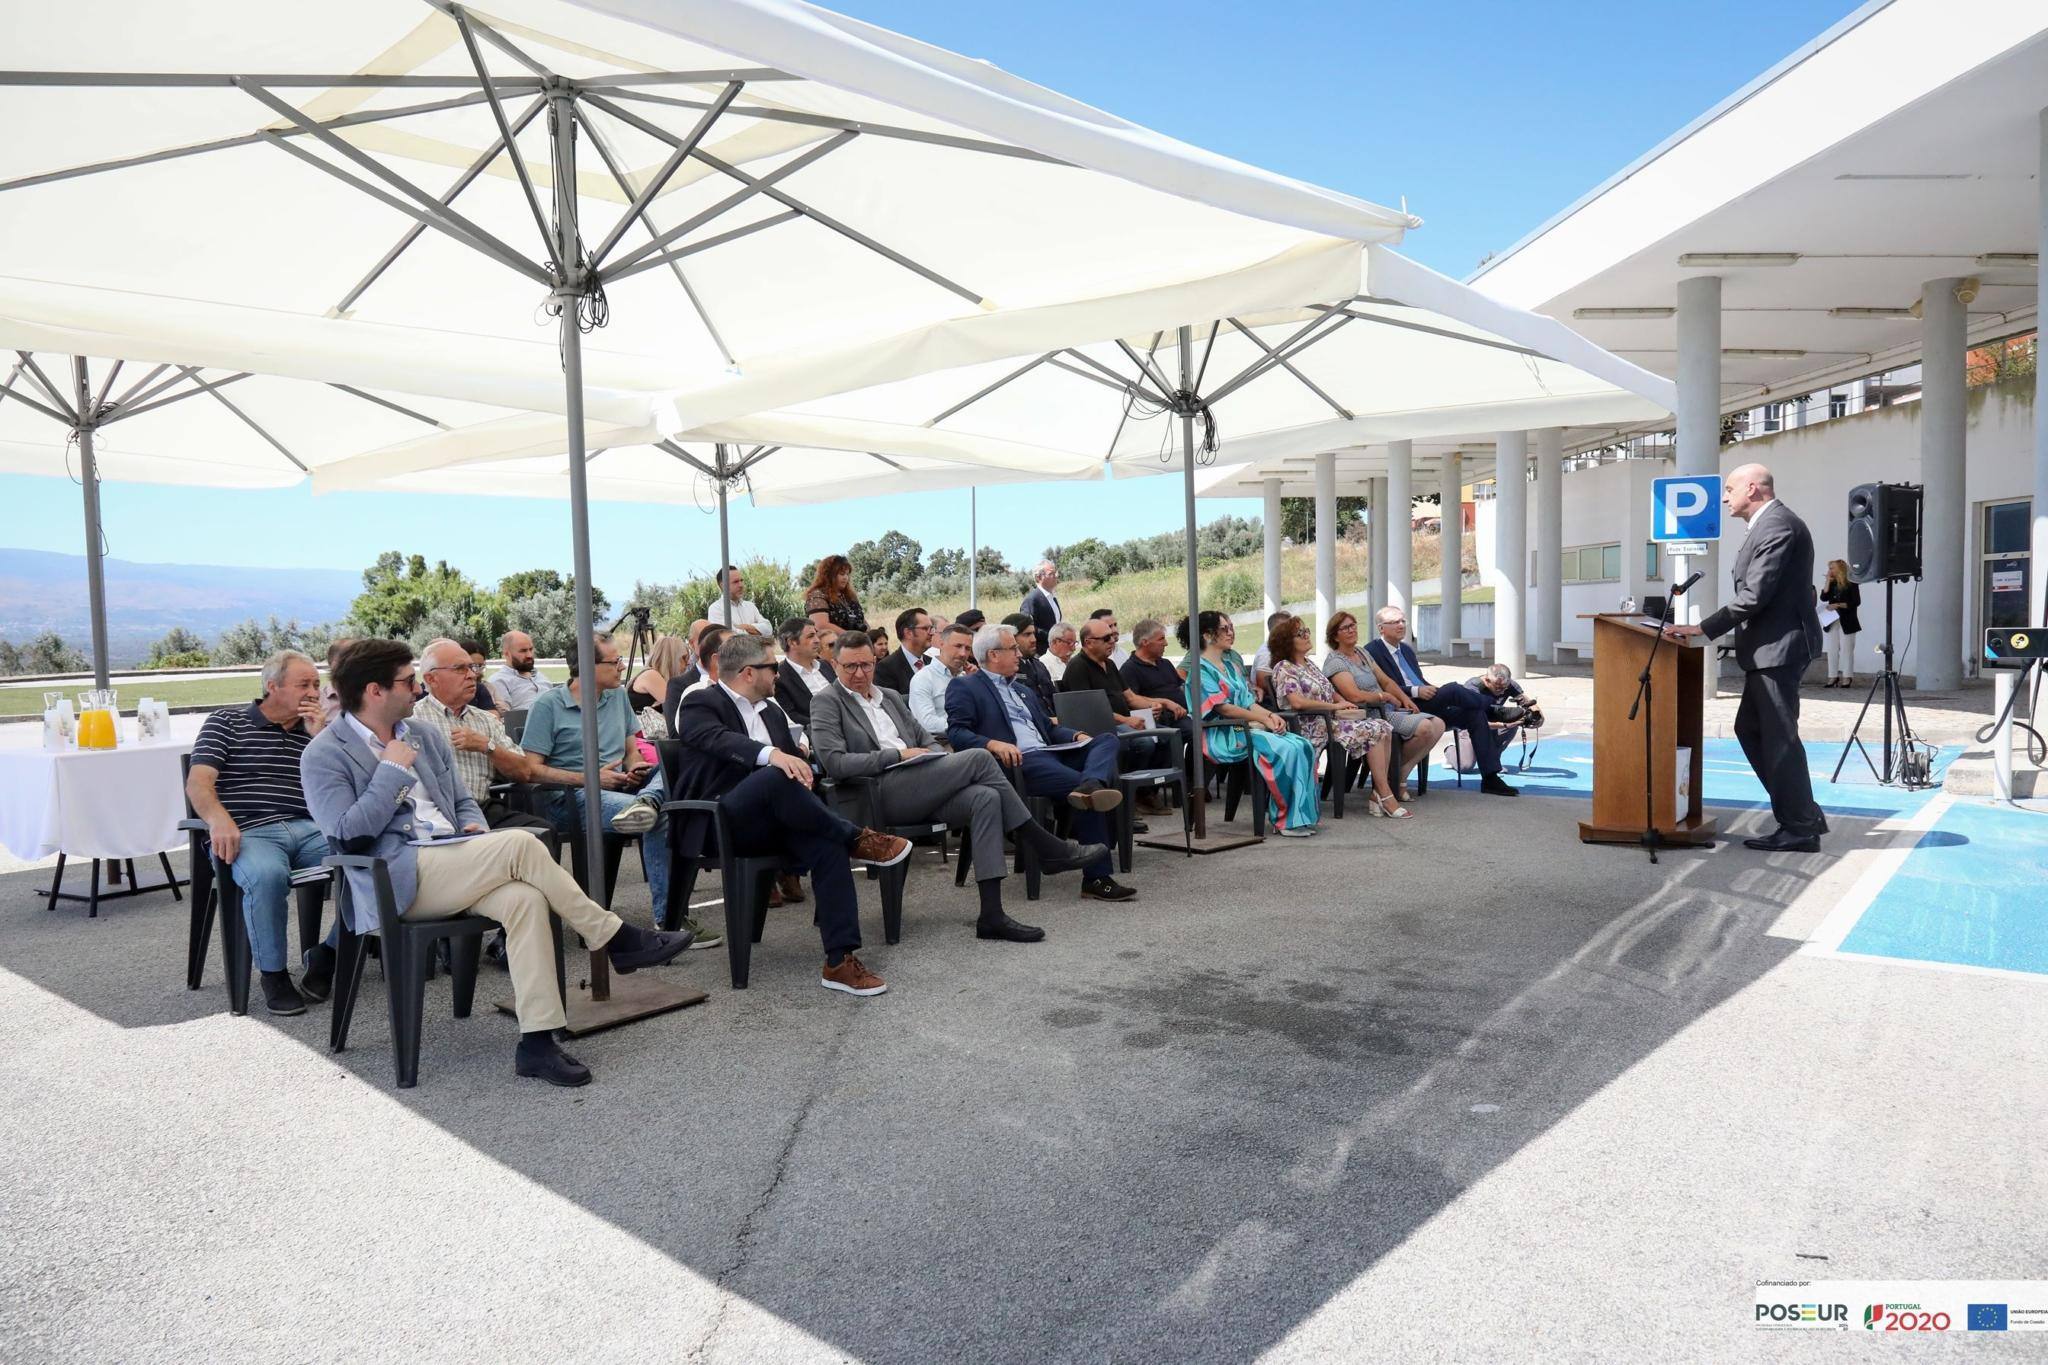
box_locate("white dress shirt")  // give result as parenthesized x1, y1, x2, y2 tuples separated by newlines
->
(908, 663, 960, 737)
(344, 713, 455, 837)
(844, 681, 912, 751)
(717, 681, 776, 766)
(714, 597, 769, 633)
(790, 658, 830, 695)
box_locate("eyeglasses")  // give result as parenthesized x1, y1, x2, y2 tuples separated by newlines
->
(596, 656, 623, 668)
(838, 659, 876, 672)
(428, 663, 484, 676)
(389, 673, 419, 691)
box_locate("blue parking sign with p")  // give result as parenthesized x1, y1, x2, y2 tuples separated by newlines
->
(1652, 475, 1721, 542)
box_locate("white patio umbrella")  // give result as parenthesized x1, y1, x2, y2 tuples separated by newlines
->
(522, 245, 1675, 834)
(2, 0, 1419, 895)
(0, 350, 498, 686)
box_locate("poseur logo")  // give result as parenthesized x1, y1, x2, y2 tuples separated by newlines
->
(1757, 1302, 1847, 1324)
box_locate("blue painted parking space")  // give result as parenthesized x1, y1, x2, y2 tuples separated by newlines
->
(1419, 734, 1957, 821)
(1838, 802, 2048, 977)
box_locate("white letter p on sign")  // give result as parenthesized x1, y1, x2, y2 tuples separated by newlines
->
(1663, 482, 1708, 537)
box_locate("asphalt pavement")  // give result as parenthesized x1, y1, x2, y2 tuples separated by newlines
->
(2, 770, 2042, 1362)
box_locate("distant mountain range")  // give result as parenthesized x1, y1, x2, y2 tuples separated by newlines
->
(0, 549, 359, 666)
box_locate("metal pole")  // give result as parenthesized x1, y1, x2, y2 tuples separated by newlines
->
(551, 91, 608, 906)
(73, 357, 110, 690)
(968, 486, 979, 609)
(716, 443, 734, 628)
(1177, 325, 1206, 838)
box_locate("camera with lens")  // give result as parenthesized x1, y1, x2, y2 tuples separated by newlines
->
(1487, 699, 1543, 729)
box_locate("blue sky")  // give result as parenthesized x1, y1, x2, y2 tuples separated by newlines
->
(4, 0, 1859, 605)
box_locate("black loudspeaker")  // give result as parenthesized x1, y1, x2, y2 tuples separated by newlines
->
(1846, 481, 1922, 583)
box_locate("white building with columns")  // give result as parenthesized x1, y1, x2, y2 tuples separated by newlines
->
(1210, 0, 2044, 693)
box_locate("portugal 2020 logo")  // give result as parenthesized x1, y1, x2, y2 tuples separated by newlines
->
(1865, 1304, 1950, 1332)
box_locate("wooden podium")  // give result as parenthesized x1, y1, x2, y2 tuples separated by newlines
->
(1576, 614, 1717, 846)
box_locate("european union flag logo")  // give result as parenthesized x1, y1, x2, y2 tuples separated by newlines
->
(1967, 1304, 2008, 1331)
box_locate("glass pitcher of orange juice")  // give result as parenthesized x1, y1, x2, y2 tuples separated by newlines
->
(76, 689, 118, 750)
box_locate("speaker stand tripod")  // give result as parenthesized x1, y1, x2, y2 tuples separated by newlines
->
(1831, 577, 1925, 786)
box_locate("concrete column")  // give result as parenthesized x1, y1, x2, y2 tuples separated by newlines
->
(1534, 427, 1563, 662)
(1493, 431, 1529, 668)
(1387, 440, 1413, 616)
(1261, 477, 1284, 617)
(1369, 475, 1390, 622)
(1675, 275, 1722, 640)
(2033, 108, 2048, 636)
(1919, 276, 1967, 690)
(1440, 452, 1463, 648)
(1314, 451, 1337, 637)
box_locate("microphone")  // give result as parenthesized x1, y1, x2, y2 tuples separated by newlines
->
(1672, 570, 1704, 596)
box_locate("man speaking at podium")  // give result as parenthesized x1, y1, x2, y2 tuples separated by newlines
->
(1662, 463, 1827, 853)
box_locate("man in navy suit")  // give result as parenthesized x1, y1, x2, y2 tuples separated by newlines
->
(670, 633, 911, 996)
(946, 624, 1136, 902)
(1020, 561, 1062, 639)
(301, 638, 692, 1087)
(1364, 607, 1518, 797)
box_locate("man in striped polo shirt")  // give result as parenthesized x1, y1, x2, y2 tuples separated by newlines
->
(186, 649, 338, 1016)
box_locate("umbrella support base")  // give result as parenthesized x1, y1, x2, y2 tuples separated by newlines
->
(496, 969, 707, 1037)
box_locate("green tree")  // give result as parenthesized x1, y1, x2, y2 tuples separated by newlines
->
(847, 531, 923, 592)
(0, 638, 20, 675)
(19, 632, 88, 673)
(496, 568, 566, 602)
(350, 551, 508, 644)
(504, 579, 613, 659)
(1279, 496, 1365, 543)
(211, 618, 271, 666)
(144, 627, 211, 668)
(926, 547, 968, 578)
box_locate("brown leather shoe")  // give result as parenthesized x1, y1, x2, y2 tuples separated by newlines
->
(850, 829, 912, 867)
(777, 873, 806, 903)
(821, 952, 888, 996)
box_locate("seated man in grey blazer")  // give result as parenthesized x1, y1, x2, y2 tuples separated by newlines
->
(806, 630, 1105, 944)
(301, 638, 693, 1088)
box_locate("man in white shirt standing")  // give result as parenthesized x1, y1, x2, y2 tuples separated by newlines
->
(909, 622, 977, 739)
(710, 566, 769, 635)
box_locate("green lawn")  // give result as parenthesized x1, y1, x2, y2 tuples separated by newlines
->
(0, 666, 570, 719)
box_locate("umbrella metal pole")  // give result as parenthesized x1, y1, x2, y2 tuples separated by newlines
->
(1177, 325, 1207, 838)
(716, 443, 733, 629)
(551, 91, 608, 912)
(969, 486, 978, 609)
(73, 358, 110, 690)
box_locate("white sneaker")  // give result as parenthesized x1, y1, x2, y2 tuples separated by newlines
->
(610, 797, 659, 836)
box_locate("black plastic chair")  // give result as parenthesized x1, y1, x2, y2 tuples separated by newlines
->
(1199, 717, 1270, 836)
(323, 853, 562, 1088)
(818, 770, 944, 939)
(177, 754, 331, 1011)
(948, 755, 1058, 899)
(656, 736, 822, 988)
(1051, 689, 1190, 869)
(501, 708, 529, 743)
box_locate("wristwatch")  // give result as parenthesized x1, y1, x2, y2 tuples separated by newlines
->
(485, 736, 498, 754)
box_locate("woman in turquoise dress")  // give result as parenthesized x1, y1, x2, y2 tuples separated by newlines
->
(1177, 611, 1320, 836)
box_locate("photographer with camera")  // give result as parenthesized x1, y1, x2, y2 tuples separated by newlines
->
(1466, 663, 1545, 731)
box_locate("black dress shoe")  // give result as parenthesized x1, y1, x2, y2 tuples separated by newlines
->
(1746, 830, 1821, 853)
(298, 945, 336, 1003)
(976, 913, 1046, 943)
(514, 1040, 592, 1088)
(1480, 774, 1519, 796)
(607, 924, 695, 974)
(1039, 840, 1109, 875)
(1082, 877, 1137, 902)
(260, 970, 306, 1016)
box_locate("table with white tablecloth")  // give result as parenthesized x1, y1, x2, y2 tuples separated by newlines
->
(0, 735, 194, 915)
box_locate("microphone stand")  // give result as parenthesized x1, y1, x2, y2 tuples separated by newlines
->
(1627, 594, 1680, 865)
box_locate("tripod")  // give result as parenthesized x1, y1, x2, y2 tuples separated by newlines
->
(1627, 594, 1680, 865)
(1831, 577, 1924, 786)
(612, 604, 653, 688)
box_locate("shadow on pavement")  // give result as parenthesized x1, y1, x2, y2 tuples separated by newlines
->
(0, 788, 1851, 1361)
